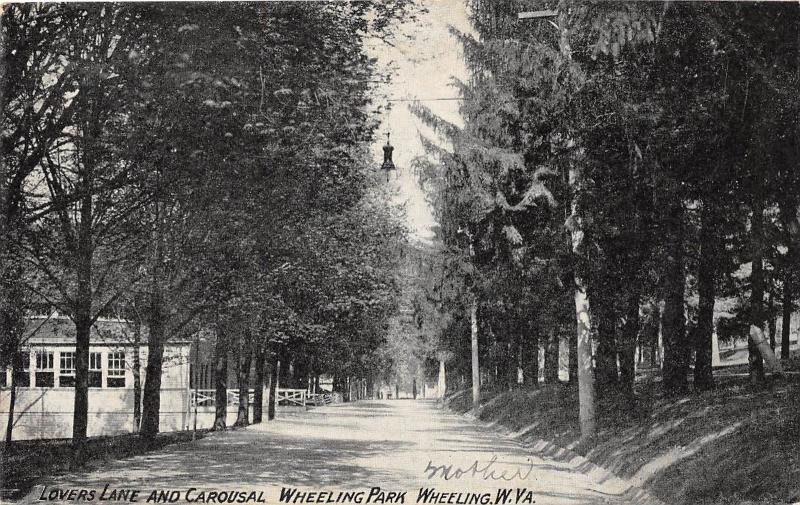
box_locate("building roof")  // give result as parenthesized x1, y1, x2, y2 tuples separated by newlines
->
(23, 315, 190, 346)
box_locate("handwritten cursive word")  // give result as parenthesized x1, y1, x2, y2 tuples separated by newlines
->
(423, 456, 535, 481)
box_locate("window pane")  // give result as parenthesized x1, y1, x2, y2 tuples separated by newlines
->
(107, 352, 125, 377)
(89, 353, 102, 371)
(60, 352, 75, 372)
(59, 352, 76, 387)
(107, 377, 125, 388)
(14, 370, 30, 387)
(36, 351, 54, 370)
(16, 351, 30, 371)
(88, 371, 102, 388)
(35, 372, 54, 387)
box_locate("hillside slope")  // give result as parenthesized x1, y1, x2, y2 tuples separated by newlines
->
(445, 371, 799, 505)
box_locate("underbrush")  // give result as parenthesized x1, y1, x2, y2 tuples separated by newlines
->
(444, 373, 800, 505)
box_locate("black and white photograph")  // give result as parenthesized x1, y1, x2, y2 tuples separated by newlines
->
(1, 1, 799, 504)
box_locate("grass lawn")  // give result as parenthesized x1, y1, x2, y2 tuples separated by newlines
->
(446, 363, 800, 505)
(0, 430, 208, 501)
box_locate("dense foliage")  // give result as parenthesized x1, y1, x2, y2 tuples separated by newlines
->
(1, 2, 415, 442)
(413, 0, 799, 433)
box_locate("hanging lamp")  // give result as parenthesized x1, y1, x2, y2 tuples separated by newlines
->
(380, 131, 396, 180)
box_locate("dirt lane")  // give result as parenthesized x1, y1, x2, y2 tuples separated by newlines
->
(21, 401, 633, 505)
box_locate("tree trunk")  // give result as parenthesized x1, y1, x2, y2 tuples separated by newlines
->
(438, 360, 446, 398)
(557, 5, 595, 441)
(0, 175, 26, 448)
(470, 293, 480, 412)
(71, 122, 98, 447)
(650, 302, 661, 367)
(484, 345, 494, 386)
(140, 289, 166, 438)
(574, 277, 595, 439)
(594, 294, 618, 389)
(568, 315, 578, 385)
(563, 198, 579, 386)
(619, 288, 641, 397)
(507, 340, 519, 389)
(267, 358, 277, 421)
(544, 329, 559, 384)
(72, 248, 93, 444)
(213, 327, 228, 431)
(750, 197, 766, 385)
(252, 345, 266, 424)
(132, 321, 142, 432)
(234, 340, 252, 427)
(523, 326, 539, 388)
(73, 309, 91, 444)
(279, 356, 291, 390)
(662, 203, 689, 395)
(767, 291, 777, 351)
(694, 202, 716, 391)
(3, 306, 25, 447)
(292, 360, 304, 390)
(782, 266, 792, 361)
(5, 361, 17, 446)
(781, 199, 795, 362)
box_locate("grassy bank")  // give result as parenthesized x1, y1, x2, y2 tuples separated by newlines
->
(0, 430, 209, 501)
(445, 369, 800, 505)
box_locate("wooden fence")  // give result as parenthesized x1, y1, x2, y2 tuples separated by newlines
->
(190, 389, 255, 408)
(191, 388, 324, 408)
(276, 388, 306, 407)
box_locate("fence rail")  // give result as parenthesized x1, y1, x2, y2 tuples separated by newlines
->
(191, 388, 320, 408)
(307, 393, 332, 406)
(277, 388, 307, 407)
(190, 389, 255, 408)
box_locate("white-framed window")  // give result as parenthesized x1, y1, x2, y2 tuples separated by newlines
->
(89, 352, 102, 388)
(60, 351, 76, 387)
(35, 351, 54, 387)
(107, 351, 125, 388)
(15, 351, 30, 387)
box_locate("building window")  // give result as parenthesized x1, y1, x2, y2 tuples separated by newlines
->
(60, 352, 76, 387)
(107, 352, 125, 388)
(89, 352, 102, 388)
(13, 352, 30, 387)
(35, 351, 55, 387)
(56, 352, 104, 387)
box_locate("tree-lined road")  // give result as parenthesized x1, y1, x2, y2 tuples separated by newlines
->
(23, 402, 637, 504)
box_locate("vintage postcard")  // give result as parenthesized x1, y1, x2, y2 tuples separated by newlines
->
(1, 1, 798, 504)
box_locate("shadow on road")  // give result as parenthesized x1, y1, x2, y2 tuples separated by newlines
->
(45, 428, 412, 491)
